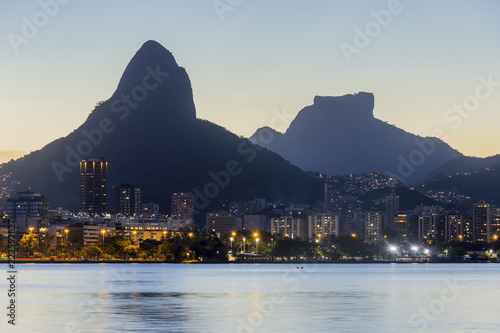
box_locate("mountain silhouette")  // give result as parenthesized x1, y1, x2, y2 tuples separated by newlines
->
(250, 93, 463, 184)
(0, 41, 322, 221)
(423, 154, 500, 180)
(418, 164, 500, 205)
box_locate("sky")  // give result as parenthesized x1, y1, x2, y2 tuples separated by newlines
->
(1, 0, 499, 164)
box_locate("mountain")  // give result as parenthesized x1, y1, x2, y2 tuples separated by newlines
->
(417, 165, 500, 205)
(360, 187, 449, 212)
(0, 40, 322, 221)
(423, 154, 500, 180)
(250, 93, 462, 184)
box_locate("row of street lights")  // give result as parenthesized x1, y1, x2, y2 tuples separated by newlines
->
(388, 245, 431, 260)
(229, 232, 260, 254)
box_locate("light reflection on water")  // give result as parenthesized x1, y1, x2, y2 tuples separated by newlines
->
(4, 263, 500, 332)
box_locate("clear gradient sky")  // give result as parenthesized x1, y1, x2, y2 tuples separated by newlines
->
(1, 0, 499, 164)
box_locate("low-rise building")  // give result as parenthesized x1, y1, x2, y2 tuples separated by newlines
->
(83, 224, 101, 245)
(7, 191, 49, 219)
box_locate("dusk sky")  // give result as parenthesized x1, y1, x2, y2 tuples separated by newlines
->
(1, 0, 499, 164)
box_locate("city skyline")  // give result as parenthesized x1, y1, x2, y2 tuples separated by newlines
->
(2, 2, 500, 332)
(1, 0, 500, 164)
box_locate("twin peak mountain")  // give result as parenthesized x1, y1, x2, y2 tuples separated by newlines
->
(1, 40, 492, 217)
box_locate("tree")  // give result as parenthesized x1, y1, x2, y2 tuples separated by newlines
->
(156, 235, 188, 262)
(81, 245, 103, 260)
(140, 239, 161, 251)
(0, 235, 7, 255)
(123, 245, 138, 258)
(191, 234, 228, 262)
(157, 242, 174, 261)
(140, 239, 161, 259)
(19, 233, 38, 257)
(324, 235, 373, 260)
(101, 236, 134, 259)
(39, 234, 54, 257)
(272, 237, 309, 260)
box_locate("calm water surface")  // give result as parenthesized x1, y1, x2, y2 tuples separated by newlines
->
(2, 263, 499, 332)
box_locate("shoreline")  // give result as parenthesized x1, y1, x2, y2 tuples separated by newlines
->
(0, 259, 498, 264)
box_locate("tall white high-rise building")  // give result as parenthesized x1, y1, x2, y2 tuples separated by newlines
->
(473, 201, 489, 242)
(365, 211, 383, 242)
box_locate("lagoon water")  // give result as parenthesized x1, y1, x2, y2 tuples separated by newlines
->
(2, 263, 500, 332)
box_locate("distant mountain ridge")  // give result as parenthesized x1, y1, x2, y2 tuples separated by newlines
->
(418, 165, 500, 205)
(0, 41, 322, 220)
(423, 155, 500, 180)
(250, 93, 462, 184)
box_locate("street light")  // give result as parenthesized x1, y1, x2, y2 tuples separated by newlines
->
(132, 230, 137, 245)
(389, 246, 397, 261)
(101, 229, 106, 247)
(29, 227, 34, 233)
(230, 237, 234, 252)
(64, 229, 69, 246)
(253, 233, 259, 253)
(162, 230, 167, 241)
(242, 237, 246, 253)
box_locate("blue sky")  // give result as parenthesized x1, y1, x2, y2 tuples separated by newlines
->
(1, 0, 499, 163)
